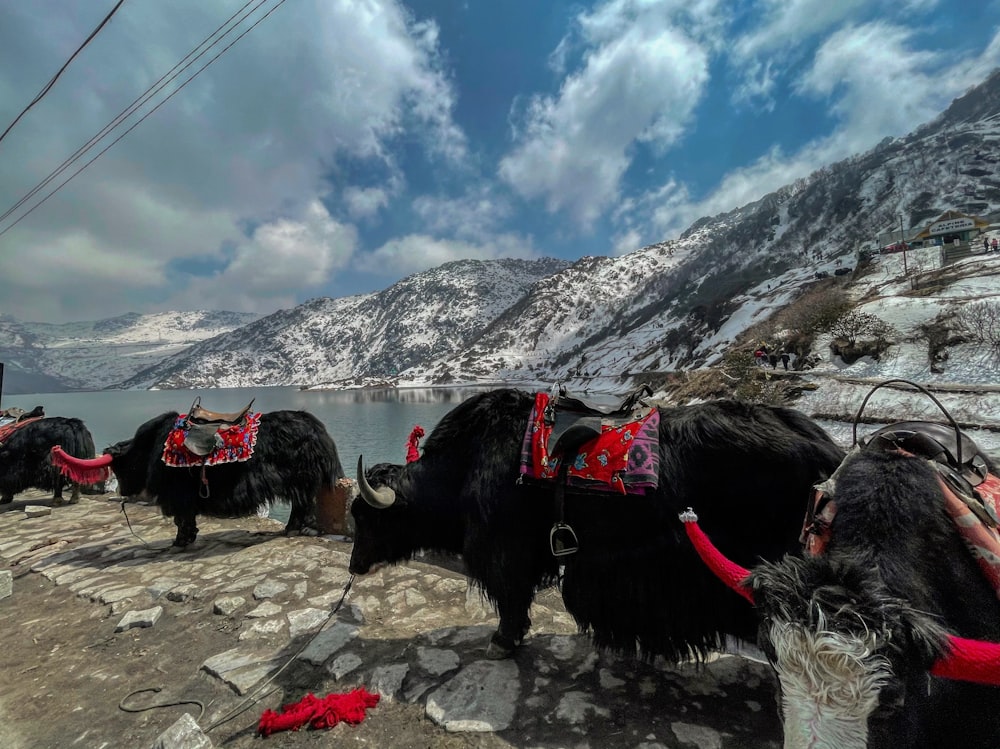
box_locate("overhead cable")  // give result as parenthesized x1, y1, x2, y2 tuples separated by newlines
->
(0, 0, 128, 146)
(0, 0, 290, 239)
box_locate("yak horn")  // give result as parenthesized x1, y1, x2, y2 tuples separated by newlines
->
(679, 508, 755, 604)
(356, 455, 396, 508)
(50, 446, 113, 484)
(930, 634, 1000, 686)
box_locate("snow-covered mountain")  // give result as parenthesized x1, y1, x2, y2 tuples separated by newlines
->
(116, 258, 569, 389)
(0, 311, 259, 393)
(5, 69, 1000, 398)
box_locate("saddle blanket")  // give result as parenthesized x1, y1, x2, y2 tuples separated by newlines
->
(942, 471, 1000, 600)
(519, 392, 659, 494)
(162, 412, 261, 467)
(0, 416, 42, 444)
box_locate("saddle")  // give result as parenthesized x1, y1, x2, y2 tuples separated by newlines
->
(861, 420, 990, 489)
(546, 384, 654, 456)
(536, 384, 655, 557)
(847, 378, 1000, 535)
(182, 396, 255, 456)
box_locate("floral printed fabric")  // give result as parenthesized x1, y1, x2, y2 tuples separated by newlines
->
(942, 471, 1000, 600)
(520, 392, 659, 494)
(162, 412, 261, 467)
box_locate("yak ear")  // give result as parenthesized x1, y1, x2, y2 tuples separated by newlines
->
(887, 605, 948, 667)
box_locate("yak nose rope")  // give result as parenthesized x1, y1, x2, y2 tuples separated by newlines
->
(116, 574, 357, 735)
(118, 687, 205, 722)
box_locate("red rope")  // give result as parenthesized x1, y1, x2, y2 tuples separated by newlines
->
(257, 688, 380, 737)
(680, 511, 755, 604)
(406, 425, 424, 463)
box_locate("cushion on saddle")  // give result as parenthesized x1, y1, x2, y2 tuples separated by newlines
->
(519, 392, 659, 494)
(162, 412, 261, 467)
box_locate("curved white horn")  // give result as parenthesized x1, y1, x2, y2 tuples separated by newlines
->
(356, 455, 396, 509)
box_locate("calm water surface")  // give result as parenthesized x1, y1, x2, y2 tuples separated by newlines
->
(1, 386, 494, 469)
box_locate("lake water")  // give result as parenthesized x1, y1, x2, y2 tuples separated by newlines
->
(0, 385, 493, 477)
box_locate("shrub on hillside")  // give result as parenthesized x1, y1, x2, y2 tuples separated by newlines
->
(954, 301, 1000, 351)
(774, 287, 853, 345)
(828, 310, 895, 346)
(721, 350, 787, 404)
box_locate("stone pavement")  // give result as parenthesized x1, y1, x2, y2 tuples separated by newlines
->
(0, 489, 782, 749)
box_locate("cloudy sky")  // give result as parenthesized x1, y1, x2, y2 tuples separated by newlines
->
(0, 0, 998, 323)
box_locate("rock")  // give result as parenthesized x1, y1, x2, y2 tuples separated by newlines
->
(151, 712, 213, 749)
(425, 660, 519, 732)
(115, 606, 163, 632)
(296, 621, 359, 666)
(252, 580, 288, 600)
(213, 596, 246, 616)
(0, 569, 11, 600)
(24, 506, 51, 518)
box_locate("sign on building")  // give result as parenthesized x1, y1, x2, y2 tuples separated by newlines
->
(928, 217, 975, 235)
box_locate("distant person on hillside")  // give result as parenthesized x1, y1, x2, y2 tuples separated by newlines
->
(985, 236, 991, 252)
(780, 352, 790, 370)
(993, 238, 998, 253)
(769, 353, 778, 369)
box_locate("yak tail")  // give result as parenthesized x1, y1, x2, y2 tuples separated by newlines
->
(50, 446, 112, 485)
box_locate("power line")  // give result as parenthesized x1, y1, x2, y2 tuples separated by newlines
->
(0, 0, 128, 146)
(0, 0, 290, 239)
(0, 0, 266, 226)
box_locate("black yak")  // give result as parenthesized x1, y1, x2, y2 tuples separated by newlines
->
(683, 432, 1000, 748)
(351, 387, 844, 660)
(0, 416, 97, 505)
(53, 409, 344, 547)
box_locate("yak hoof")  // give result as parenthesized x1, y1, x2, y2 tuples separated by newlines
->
(485, 632, 518, 660)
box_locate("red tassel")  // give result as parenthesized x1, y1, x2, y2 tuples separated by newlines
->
(406, 425, 424, 463)
(257, 688, 380, 737)
(50, 446, 112, 485)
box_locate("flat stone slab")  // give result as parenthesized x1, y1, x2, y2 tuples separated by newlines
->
(152, 713, 213, 749)
(23, 506, 52, 518)
(296, 621, 359, 666)
(0, 570, 11, 600)
(425, 659, 520, 732)
(114, 605, 163, 632)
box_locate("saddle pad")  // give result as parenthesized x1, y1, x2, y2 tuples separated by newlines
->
(0, 416, 43, 444)
(162, 412, 261, 467)
(519, 392, 659, 494)
(941, 471, 1000, 600)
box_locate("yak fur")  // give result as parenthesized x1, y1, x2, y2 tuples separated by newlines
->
(107, 410, 344, 547)
(350, 388, 844, 661)
(0, 417, 97, 505)
(750, 448, 1000, 749)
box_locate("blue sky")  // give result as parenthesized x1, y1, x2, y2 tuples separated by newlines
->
(1, 0, 999, 323)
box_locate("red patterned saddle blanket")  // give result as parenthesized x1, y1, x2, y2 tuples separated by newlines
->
(519, 392, 660, 495)
(162, 412, 261, 467)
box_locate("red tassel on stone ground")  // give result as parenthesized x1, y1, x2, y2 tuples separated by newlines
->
(257, 688, 380, 737)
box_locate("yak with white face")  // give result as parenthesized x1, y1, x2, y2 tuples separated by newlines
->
(686, 446, 1000, 749)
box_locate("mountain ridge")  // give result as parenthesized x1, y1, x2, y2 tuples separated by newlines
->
(3, 69, 1000, 396)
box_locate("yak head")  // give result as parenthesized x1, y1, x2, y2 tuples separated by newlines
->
(103, 436, 146, 498)
(679, 443, 1000, 749)
(349, 457, 414, 575)
(749, 555, 947, 749)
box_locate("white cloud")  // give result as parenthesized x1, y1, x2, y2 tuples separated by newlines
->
(167, 200, 358, 314)
(0, 0, 465, 321)
(356, 233, 539, 276)
(411, 186, 512, 240)
(343, 186, 392, 220)
(615, 22, 1000, 244)
(499, 2, 711, 227)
